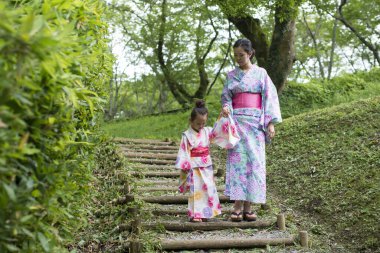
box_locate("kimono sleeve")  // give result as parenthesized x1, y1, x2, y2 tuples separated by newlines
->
(262, 70, 282, 129)
(221, 74, 233, 112)
(175, 134, 192, 171)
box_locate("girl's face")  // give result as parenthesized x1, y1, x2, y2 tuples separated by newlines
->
(190, 114, 207, 132)
(233, 46, 252, 68)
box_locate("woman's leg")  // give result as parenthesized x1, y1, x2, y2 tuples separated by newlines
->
(243, 201, 257, 221)
(231, 200, 243, 221)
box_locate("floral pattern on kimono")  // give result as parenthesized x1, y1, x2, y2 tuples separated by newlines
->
(221, 65, 282, 203)
(175, 127, 221, 218)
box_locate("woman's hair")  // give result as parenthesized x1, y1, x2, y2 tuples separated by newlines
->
(190, 99, 208, 121)
(233, 38, 255, 60)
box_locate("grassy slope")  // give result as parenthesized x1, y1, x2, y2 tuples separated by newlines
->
(102, 96, 380, 252)
(267, 96, 380, 252)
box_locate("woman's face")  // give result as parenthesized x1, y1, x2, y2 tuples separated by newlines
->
(190, 114, 207, 132)
(233, 47, 251, 68)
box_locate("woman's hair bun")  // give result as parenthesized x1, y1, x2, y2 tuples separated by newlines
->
(195, 99, 206, 108)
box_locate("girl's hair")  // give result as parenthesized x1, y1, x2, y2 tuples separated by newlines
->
(233, 38, 255, 60)
(190, 99, 208, 121)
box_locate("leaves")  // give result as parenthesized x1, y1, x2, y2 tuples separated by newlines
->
(2, 183, 16, 202)
(0, 0, 113, 252)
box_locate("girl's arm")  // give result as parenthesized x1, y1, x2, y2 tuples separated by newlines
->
(175, 134, 191, 172)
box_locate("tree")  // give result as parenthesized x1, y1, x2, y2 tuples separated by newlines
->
(209, 0, 303, 93)
(111, 0, 232, 108)
(311, 0, 380, 66)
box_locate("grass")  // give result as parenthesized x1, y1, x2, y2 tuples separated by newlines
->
(267, 96, 380, 252)
(101, 100, 222, 141)
(102, 111, 189, 140)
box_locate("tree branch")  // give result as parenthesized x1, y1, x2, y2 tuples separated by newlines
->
(202, 13, 219, 63)
(337, 0, 380, 64)
(302, 11, 325, 79)
(207, 22, 232, 96)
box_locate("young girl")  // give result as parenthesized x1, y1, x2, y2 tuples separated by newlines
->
(175, 100, 221, 222)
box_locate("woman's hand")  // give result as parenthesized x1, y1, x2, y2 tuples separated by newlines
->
(267, 123, 275, 139)
(222, 106, 230, 117)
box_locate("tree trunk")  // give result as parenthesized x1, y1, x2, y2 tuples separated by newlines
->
(157, 0, 191, 108)
(227, 16, 269, 67)
(225, 4, 297, 93)
(303, 12, 325, 79)
(267, 5, 296, 93)
(328, 12, 338, 80)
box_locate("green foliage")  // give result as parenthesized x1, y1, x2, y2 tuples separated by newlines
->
(267, 96, 380, 251)
(0, 0, 113, 252)
(281, 68, 380, 118)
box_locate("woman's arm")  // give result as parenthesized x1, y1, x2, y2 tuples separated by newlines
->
(221, 74, 233, 117)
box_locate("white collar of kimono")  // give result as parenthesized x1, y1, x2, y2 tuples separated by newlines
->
(184, 127, 204, 147)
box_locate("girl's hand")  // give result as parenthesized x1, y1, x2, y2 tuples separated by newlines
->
(267, 123, 275, 139)
(222, 106, 230, 117)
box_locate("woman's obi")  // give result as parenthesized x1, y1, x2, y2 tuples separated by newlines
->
(232, 92, 262, 109)
(231, 92, 262, 128)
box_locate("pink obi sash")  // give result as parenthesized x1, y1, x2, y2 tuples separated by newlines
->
(190, 147, 209, 157)
(232, 92, 262, 109)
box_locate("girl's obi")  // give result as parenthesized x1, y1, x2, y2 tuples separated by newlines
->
(190, 147, 209, 157)
(232, 92, 262, 109)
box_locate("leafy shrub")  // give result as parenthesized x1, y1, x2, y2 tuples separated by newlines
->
(0, 1, 113, 252)
(281, 68, 380, 118)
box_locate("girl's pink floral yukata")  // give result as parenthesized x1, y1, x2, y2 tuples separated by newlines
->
(221, 65, 282, 203)
(175, 127, 221, 219)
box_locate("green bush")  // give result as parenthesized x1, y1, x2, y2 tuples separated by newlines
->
(0, 1, 113, 252)
(281, 68, 380, 118)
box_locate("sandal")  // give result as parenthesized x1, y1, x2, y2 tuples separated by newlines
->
(230, 212, 242, 222)
(189, 217, 202, 222)
(243, 211, 257, 221)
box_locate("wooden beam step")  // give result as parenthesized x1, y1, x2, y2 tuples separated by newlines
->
(142, 195, 232, 204)
(137, 186, 225, 192)
(151, 209, 187, 215)
(130, 164, 175, 170)
(115, 195, 232, 205)
(127, 158, 174, 165)
(131, 171, 178, 178)
(119, 144, 178, 151)
(120, 148, 175, 154)
(113, 138, 174, 146)
(124, 152, 177, 160)
(114, 138, 174, 145)
(139, 180, 178, 185)
(159, 237, 295, 250)
(118, 220, 274, 232)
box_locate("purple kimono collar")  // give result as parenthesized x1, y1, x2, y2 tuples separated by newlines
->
(232, 65, 256, 81)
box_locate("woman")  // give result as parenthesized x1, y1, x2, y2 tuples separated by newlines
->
(221, 38, 282, 222)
